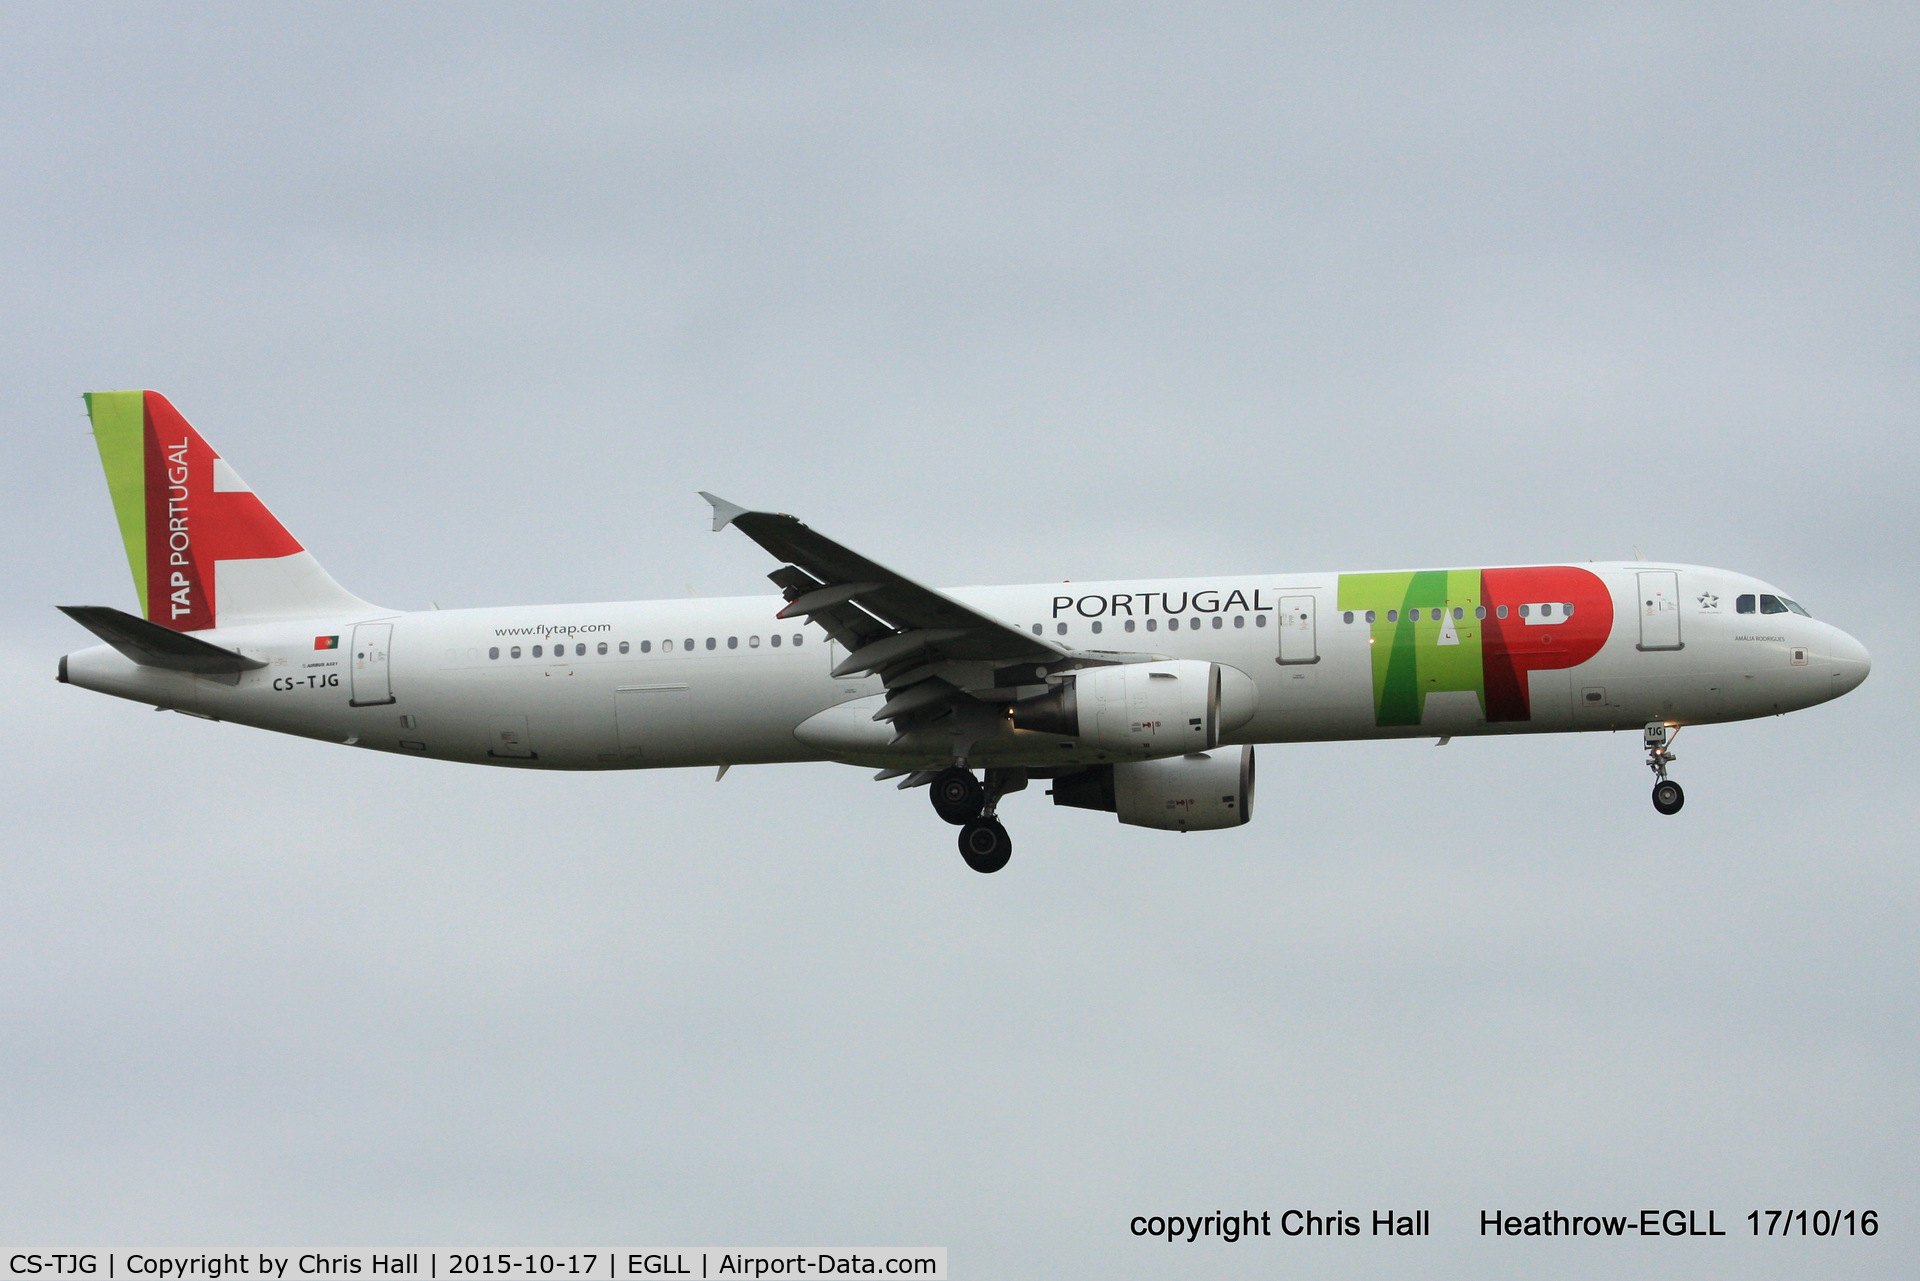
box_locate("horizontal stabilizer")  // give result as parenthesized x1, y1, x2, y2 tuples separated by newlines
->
(58, 605, 268, 674)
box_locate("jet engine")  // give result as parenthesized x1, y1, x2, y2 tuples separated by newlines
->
(1050, 746, 1256, 831)
(1012, 660, 1257, 757)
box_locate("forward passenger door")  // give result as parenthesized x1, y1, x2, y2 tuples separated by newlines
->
(1636, 571, 1683, 651)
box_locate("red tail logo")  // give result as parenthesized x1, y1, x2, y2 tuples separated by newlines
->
(140, 393, 301, 630)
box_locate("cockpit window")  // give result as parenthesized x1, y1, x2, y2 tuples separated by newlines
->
(1760, 594, 1789, 614)
(1783, 598, 1811, 617)
(1736, 594, 1756, 614)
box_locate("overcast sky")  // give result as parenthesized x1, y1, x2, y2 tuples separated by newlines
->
(3, 5, 1916, 1276)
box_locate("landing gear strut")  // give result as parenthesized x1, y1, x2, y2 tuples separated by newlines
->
(1644, 722, 1684, 815)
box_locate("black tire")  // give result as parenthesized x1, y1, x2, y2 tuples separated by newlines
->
(1651, 780, 1685, 815)
(930, 767, 985, 825)
(959, 818, 1012, 874)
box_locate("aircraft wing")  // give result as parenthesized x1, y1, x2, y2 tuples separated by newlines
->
(701, 493, 1070, 681)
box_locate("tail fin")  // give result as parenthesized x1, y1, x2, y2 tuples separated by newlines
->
(83, 390, 372, 631)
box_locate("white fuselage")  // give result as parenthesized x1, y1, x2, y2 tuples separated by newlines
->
(60, 562, 1870, 771)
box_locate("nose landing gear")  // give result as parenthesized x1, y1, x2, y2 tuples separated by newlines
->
(1644, 722, 1685, 815)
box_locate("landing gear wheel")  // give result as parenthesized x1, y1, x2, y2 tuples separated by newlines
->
(958, 818, 1012, 874)
(930, 768, 985, 825)
(1651, 779, 1685, 815)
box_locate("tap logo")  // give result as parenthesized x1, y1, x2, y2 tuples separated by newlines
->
(1337, 566, 1615, 725)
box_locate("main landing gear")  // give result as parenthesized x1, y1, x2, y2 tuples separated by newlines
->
(929, 766, 1018, 873)
(930, 767, 985, 825)
(1644, 722, 1685, 815)
(959, 818, 1012, 874)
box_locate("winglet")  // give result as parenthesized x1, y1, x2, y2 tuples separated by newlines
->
(699, 492, 751, 533)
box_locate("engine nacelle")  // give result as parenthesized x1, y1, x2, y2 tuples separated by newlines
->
(1013, 659, 1257, 758)
(1050, 746, 1256, 831)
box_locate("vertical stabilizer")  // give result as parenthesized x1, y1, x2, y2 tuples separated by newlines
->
(83, 391, 374, 631)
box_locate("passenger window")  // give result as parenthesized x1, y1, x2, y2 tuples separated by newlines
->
(1211, 616, 1223, 629)
(793, 634, 804, 646)
(1540, 603, 1553, 618)
(1124, 619, 1137, 633)
(749, 635, 760, 647)
(1736, 594, 1756, 614)
(663, 639, 674, 652)
(1564, 602, 1575, 616)
(1760, 594, 1788, 614)
(1497, 605, 1508, 619)
(510, 646, 521, 659)
(770, 634, 781, 647)
(489, 646, 500, 660)
(727, 636, 738, 649)
(684, 638, 695, 651)
(1453, 607, 1463, 620)
(1057, 623, 1068, 635)
(1343, 611, 1354, 624)
(597, 642, 608, 655)
(1091, 621, 1103, 634)
(1255, 614, 1267, 627)
(532, 644, 543, 657)
(576, 643, 586, 656)
(1146, 619, 1158, 632)
(1387, 610, 1398, 622)
(706, 637, 717, 650)
(1518, 605, 1530, 619)
(1032, 624, 1042, 635)
(1233, 615, 1245, 628)
(1364, 610, 1376, 624)
(1475, 606, 1486, 619)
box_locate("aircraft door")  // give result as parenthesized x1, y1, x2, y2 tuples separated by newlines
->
(1277, 594, 1319, 665)
(349, 622, 395, 705)
(1636, 571, 1683, 651)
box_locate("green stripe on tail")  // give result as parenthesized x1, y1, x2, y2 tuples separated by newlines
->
(84, 390, 150, 618)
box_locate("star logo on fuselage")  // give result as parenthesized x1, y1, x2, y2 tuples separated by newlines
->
(1697, 592, 1720, 611)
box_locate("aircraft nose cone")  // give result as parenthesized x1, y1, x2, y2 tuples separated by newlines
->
(1829, 628, 1871, 696)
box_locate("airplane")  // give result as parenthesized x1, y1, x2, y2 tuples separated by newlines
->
(57, 391, 1872, 873)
